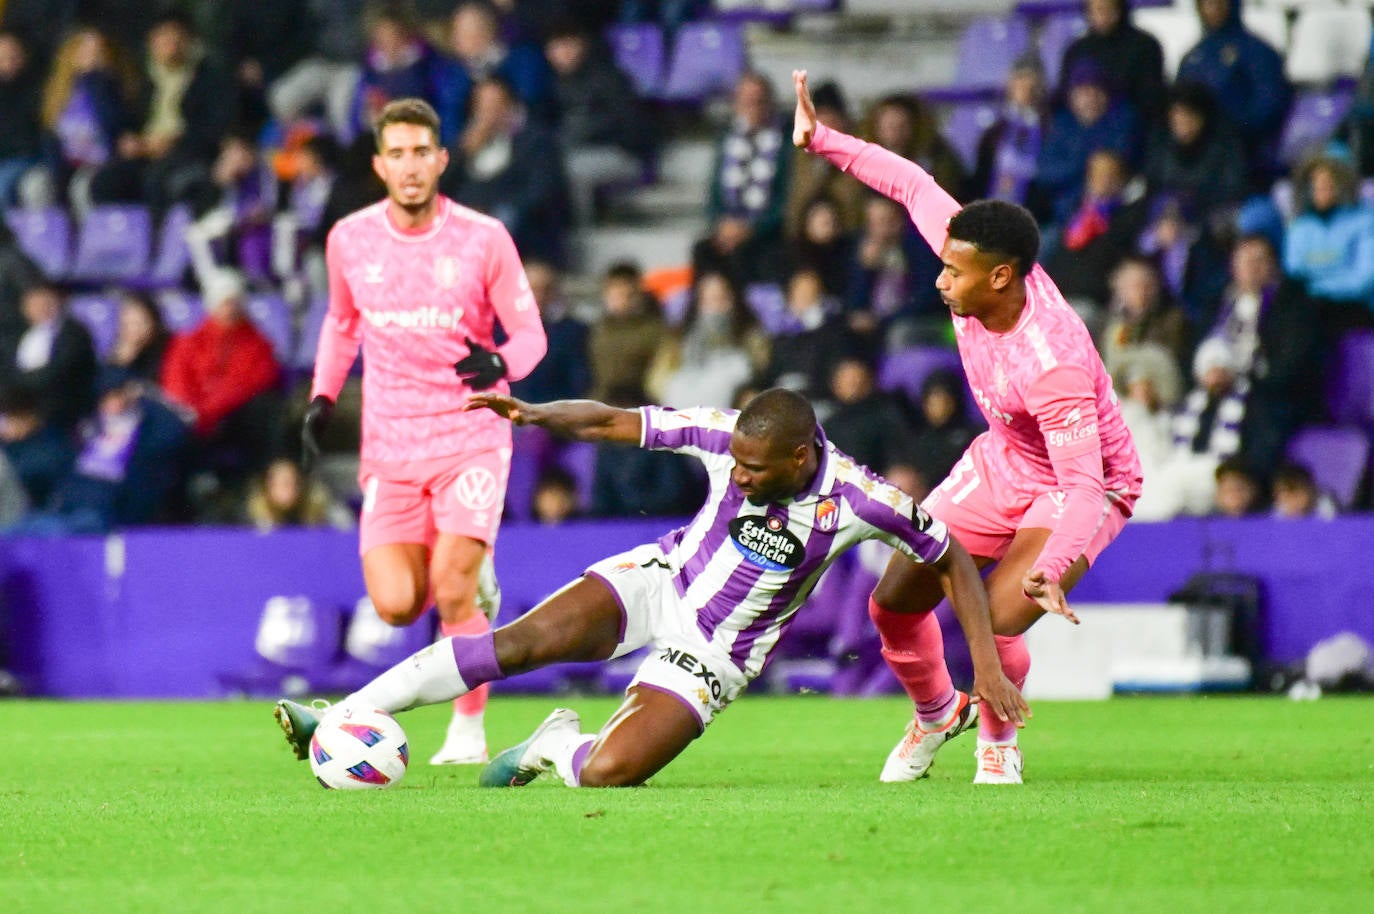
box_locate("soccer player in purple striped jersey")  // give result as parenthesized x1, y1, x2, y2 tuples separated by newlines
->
(276, 388, 1026, 788)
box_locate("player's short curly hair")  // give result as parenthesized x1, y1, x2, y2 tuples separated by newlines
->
(373, 98, 442, 151)
(736, 388, 816, 453)
(947, 200, 1040, 277)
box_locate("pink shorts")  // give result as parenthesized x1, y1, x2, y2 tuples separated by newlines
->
(923, 445, 1133, 567)
(358, 449, 509, 555)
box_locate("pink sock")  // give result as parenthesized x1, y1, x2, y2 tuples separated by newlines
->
(869, 596, 957, 725)
(978, 634, 1030, 743)
(442, 615, 491, 716)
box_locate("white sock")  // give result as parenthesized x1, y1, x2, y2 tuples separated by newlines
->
(346, 640, 470, 714)
(552, 734, 596, 787)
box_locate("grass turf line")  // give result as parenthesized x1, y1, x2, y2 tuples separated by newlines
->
(2, 695, 1371, 914)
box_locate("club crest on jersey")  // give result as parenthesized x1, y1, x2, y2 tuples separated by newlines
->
(729, 516, 804, 572)
(435, 256, 459, 289)
(814, 498, 839, 533)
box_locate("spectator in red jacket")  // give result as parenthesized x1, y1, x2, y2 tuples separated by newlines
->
(160, 268, 282, 489)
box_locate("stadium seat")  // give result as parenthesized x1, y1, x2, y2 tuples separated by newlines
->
(217, 595, 345, 697)
(743, 282, 789, 334)
(940, 100, 1000, 173)
(1286, 426, 1370, 510)
(657, 21, 748, 102)
(1134, 7, 1201, 80)
(141, 204, 193, 289)
(1039, 12, 1087, 90)
(1279, 85, 1358, 166)
(607, 23, 665, 97)
(245, 293, 294, 363)
(325, 596, 437, 690)
(66, 294, 120, 359)
(876, 345, 964, 405)
(924, 14, 1033, 102)
(292, 294, 328, 370)
(4, 206, 70, 279)
(1286, 5, 1372, 84)
(1328, 330, 1374, 428)
(69, 205, 152, 283)
(559, 440, 598, 510)
(155, 289, 205, 333)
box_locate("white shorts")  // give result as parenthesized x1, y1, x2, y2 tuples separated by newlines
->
(585, 544, 749, 731)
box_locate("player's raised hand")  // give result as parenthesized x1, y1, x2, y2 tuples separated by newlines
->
(971, 670, 1030, 728)
(1023, 568, 1080, 624)
(465, 392, 531, 424)
(792, 69, 817, 148)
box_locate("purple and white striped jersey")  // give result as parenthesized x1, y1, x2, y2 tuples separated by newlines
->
(640, 405, 950, 679)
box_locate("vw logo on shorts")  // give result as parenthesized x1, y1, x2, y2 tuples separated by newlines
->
(454, 467, 499, 509)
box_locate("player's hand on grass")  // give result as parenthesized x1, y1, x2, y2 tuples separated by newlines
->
(792, 69, 817, 148)
(972, 670, 1030, 728)
(465, 392, 532, 424)
(454, 337, 507, 390)
(301, 395, 334, 472)
(1023, 568, 1079, 624)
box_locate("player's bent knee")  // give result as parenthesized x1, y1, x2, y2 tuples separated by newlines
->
(577, 749, 646, 788)
(372, 591, 428, 627)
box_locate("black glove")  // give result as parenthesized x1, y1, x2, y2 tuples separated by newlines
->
(454, 336, 507, 390)
(301, 395, 334, 472)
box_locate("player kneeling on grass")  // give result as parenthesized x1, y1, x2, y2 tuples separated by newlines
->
(276, 389, 1027, 787)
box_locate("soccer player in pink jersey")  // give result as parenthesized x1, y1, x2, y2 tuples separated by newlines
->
(277, 98, 547, 765)
(794, 71, 1143, 784)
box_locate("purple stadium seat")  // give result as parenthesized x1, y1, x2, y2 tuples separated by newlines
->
(1039, 13, 1087, 90)
(505, 447, 539, 522)
(1286, 426, 1370, 510)
(67, 294, 120, 359)
(341, 597, 434, 669)
(141, 204, 193, 289)
(70, 205, 152, 283)
(156, 289, 204, 333)
(744, 282, 789, 334)
(217, 595, 344, 696)
(1328, 331, 1374, 428)
(925, 14, 1032, 102)
(876, 345, 965, 404)
(559, 440, 598, 510)
(245, 293, 294, 363)
(608, 23, 665, 97)
(4, 207, 70, 279)
(942, 101, 1000, 173)
(658, 21, 747, 102)
(293, 295, 328, 370)
(1279, 86, 1357, 167)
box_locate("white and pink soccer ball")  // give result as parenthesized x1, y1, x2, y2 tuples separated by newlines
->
(308, 708, 409, 790)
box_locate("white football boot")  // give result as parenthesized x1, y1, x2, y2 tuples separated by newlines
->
(973, 739, 1024, 785)
(879, 691, 979, 782)
(429, 711, 489, 765)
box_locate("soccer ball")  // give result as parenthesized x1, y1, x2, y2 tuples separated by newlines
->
(308, 707, 409, 790)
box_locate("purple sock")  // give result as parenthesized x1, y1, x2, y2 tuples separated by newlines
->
(569, 739, 594, 786)
(449, 631, 505, 688)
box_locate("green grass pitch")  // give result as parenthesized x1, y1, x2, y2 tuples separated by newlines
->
(4, 695, 1371, 913)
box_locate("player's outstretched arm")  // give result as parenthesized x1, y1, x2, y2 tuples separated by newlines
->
(466, 394, 643, 444)
(934, 538, 1030, 726)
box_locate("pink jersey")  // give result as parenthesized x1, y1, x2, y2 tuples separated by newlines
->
(809, 124, 1142, 581)
(314, 196, 546, 463)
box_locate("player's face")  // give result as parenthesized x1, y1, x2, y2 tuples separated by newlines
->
(373, 123, 448, 212)
(729, 433, 808, 505)
(936, 238, 1007, 320)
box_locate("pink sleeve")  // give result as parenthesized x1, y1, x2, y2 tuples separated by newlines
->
(807, 122, 961, 254)
(311, 226, 363, 401)
(486, 224, 546, 382)
(1025, 365, 1107, 583)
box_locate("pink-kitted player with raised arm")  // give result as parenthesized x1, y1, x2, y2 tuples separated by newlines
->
(793, 70, 1142, 784)
(279, 98, 547, 766)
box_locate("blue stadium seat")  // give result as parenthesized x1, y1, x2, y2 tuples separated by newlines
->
(1328, 331, 1374, 429)
(1286, 426, 1370, 511)
(941, 100, 1000, 173)
(924, 14, 1032, 103)
(245, 293, 294, 364)
(607, 23, 665, 97)
(876, 345, 964, 405)
(155, 289, 205, 334)
(1038, 12, 1087, 90)
(1279, 85, 1358, 167)
(141, 204, 193, 289)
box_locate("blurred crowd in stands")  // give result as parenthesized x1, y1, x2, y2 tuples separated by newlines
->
(1, 0, 1373, 538)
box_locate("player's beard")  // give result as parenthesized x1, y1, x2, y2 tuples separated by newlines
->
(392, 181, 438, 217)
